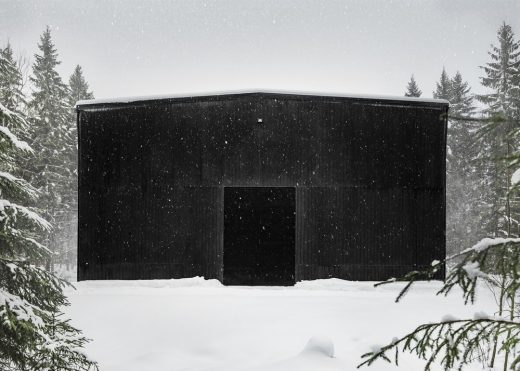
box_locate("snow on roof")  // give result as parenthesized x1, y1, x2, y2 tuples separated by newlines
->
(76, 89, 449, 107)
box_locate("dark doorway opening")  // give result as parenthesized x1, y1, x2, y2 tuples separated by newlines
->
(224, 187, 295, 286)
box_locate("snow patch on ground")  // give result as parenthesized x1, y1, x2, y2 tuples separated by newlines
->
(244, 337, 341, 371)
(302, 336, 335, 357)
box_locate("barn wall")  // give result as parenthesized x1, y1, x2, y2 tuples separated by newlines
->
(78, 93, 447, 281)
(295, 187, 445, 281)
(78, 107, 224, 280)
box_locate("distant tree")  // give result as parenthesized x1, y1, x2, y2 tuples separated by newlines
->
(60, 65, 94, 270)
(441, 70, 482, 256)
(451, 72, 475, 117)
(433, 68, 452, 101)
(447, 71, 477, 156)
(27, 27, 73, 271)
(68, 65, 93, 107)
(0, 43, 97, 371)
(404, 75, 422, 97)
(447, 71, 477, 183)
(479, 22, 520, 117)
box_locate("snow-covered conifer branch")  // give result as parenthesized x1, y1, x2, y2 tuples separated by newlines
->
(0, 198, 51, 230)
(358, 317, 520, 370)
(0, 171, 39, 200)
(0, 102, 27, 129)
(0, 125, 32, 153)
(375, 238, 520, 304)
(364, 237, 520, 369)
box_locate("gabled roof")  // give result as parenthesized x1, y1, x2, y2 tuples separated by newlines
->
(76, 89, 449, 109)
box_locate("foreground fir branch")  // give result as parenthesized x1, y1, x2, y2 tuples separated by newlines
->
(359, 317, 520, 370)
(376, 237, 520, 304)
(357, 239, 520, 370)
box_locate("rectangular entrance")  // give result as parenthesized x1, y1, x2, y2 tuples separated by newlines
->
(224, 187, 295, 286)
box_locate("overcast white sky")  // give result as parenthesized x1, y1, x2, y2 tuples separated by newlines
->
(1, 0, 519, 100)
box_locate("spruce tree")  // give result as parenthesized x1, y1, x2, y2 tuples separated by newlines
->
(480, 22, 520, 117)
(27, 27, 74, 271)
(432, 68, 452, 100)
(0, 44, 97, 370)
(68, 65, 93, 107)
(404, 75, 422, 97)
(451, 72, 475, 117)
(477, 22, 520, 239)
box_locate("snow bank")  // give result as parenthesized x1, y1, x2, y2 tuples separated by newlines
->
(296, 278, 348, 290)
(294, 278, 375, 291)
(65, 278, 494, 371)
(76, 276, 222, 289)
(294, 278, 443, 293)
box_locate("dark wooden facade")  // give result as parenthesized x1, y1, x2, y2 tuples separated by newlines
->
(77, 92, 448, 284)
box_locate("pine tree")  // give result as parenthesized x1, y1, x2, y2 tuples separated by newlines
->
(432, 68, 452, 101)
(404, 75, 422, 97)
(0, 45, 97, 370)
(27, 27, 73, 271)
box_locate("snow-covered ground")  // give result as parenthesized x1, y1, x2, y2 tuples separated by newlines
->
(65, 278, 495, 371)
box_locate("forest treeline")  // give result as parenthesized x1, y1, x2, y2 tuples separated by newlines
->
(406, 22, 520, 257)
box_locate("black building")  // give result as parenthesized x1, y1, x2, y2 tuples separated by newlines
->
(76, 91, 448, 285)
